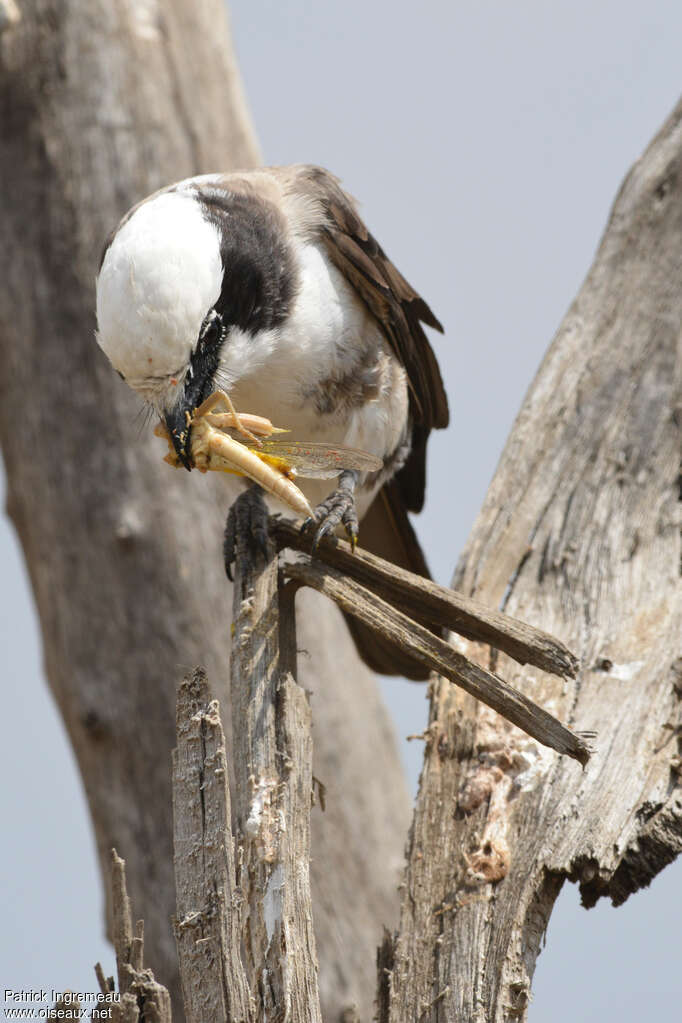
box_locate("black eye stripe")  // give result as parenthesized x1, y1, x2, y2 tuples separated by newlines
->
(198, 191, 298, 336)
(199, 308, 224, 345)
(183, 308, 226, 411)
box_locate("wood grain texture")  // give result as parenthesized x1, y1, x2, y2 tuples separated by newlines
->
(284, 556, 590, 764)
(172, 669, 252, 1023)
(0, 3, 410, 1017)
(98, 850, 172, 1023)
(273, 518, 579, 679)
(229, 504, 322, 1022)
(174, 654, 323, 1023)
(380, 100, 682, 1021)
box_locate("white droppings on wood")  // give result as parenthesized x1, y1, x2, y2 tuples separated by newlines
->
(245, 776, 280, 863)
(263, 863, 285, 943)
(447, 630, 471, 657)
(512, 741, 554, 793)
(605, 660, 645, 682)
(245, 777, 275, 834)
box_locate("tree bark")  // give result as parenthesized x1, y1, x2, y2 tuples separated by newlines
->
(228, 509, 321, 1021)
(0, 3, 410, 1018)
(173, 671, 253, 1023)
(99, 850, 172, 1023)
(283, 556, 589, 764)
(381, 100, 682, 1020)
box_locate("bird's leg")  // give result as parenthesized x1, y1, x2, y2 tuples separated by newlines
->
(223, 483, 271, 581)
(306, 470, 359, 550)
(194, 389, 263, 447)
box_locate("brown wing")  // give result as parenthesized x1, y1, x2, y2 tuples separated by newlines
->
(280, 167, 449, 674)
(283, 165, 448, 431)
(343, 481, 438, 680)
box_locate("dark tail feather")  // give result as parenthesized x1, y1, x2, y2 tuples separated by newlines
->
(345, 481, 435, 681)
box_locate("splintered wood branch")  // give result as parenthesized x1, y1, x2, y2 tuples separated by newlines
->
(229, 500, 322, 1022)
(95, 850, 172, 1023)
(378, 100, 682, 1023)
(271, 518, 578, 679)
(283, 556, 591, 765)
(172, 669, 253, 1023)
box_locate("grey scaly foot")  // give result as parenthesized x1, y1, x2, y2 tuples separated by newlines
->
(304, 470, 359, 550)
(223, 483, 270, 581)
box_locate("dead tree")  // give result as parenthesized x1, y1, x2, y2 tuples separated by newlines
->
(379, 101, 682, 1019)
(167, 516, 588, 1022)
(1, 1, 680, 1019)
(0, 2, 411, 1018)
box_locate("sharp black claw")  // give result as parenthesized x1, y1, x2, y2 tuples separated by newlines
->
(312, 519, 334, 551)
(308, 470, 359, 555)
(223, 511, 237, 580)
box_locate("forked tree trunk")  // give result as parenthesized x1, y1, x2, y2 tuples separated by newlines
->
(380, 100, 682, 1020)
(2, 3, 681, 1021)
(0, 3, 410, 1018)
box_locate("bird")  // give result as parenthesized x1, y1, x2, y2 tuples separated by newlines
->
(95, 165, 449, 679)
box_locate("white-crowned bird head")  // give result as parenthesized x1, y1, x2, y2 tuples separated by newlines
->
(96, 179, 301, 469)
(96, 191, 226, 466)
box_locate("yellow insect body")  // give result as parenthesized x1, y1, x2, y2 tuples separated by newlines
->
(191, 417, 314, 518)
(154, 391, 314, 518)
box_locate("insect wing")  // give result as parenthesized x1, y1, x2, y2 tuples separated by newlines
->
(255, 441, 383, 479)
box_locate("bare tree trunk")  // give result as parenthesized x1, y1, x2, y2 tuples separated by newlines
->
(380, 100, 682, 1020)
(0, 3, 410, 1018)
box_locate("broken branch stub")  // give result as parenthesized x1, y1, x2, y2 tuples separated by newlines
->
(94, 851, 172, 1023)
(172, 669, 252, 1023)
(272, 517, 578, 680)
(229, 505, 322, 1022)
(283, 556, 590, 765)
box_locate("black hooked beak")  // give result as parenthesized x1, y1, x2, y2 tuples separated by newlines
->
(164, 400, 194, 471)
(164, 308, 226, 470)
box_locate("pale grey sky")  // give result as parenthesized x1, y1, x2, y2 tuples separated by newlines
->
(1, 2, 680, 1018)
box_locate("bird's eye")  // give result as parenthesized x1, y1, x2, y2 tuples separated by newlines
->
(199, 309, 224, 348)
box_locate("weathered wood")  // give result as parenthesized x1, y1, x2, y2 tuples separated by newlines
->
(0, 3, 411, 1017)
(172, 669, 252, 1023)
(381, 99, 682, 1021)
(274, 518, 579, 679)
(229, 507, 322, 1022)
(284, 556, 590, 764)
(96, 850, 172, 1023)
